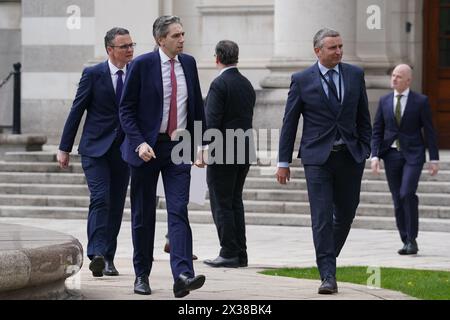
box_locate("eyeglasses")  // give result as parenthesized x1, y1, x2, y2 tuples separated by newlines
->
(110, 42, 136, 50)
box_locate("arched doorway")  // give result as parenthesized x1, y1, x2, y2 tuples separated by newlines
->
(424, 0, 450, 149)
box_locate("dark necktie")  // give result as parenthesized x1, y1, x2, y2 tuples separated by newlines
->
(395, 94, 403, 150)
(395, 94, 402, 126)
(167, 59, 178, 137)
(326, 69, 340, 105)
(115, 70, 124, 106)
(326, 69, 341, 141)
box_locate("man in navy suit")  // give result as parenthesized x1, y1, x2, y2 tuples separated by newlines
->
(119, 15, 206, 297)
(57, 28, 134, 277)
(276, 28, 372, 294)
(371, 64, 439, 255)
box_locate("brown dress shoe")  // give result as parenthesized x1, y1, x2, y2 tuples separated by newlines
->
(164, 242, 198, 260)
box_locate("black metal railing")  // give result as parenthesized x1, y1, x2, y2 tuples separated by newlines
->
(0, 63, 21, 134)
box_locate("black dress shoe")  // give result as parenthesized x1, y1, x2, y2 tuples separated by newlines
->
(173, 273, 206, 298)
(405, 240, 418, 255)
(89, 255, 105, 277)
(203, 256, 240, 268)
(239, 252, 248, 267)
(103, 259, 119, 276)
(318, 276, 338, 294)
(134, 276, 151, 295)
(398, 243, 408, 255)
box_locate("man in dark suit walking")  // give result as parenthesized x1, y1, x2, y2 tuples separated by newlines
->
(276, 28, 372, 294)
(371, 64, 439, 255)
(57, 27, 134, 278)
(119, 15, 206, 297)
(203, 40, 256, 268)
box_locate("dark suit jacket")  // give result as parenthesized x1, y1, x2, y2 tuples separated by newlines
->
(205, 68, 256, 164)
(278, 62, 372, 165)
(371, 90, 439, 164)
(59, 61, 124, 157)
(119, 51, 206, 167)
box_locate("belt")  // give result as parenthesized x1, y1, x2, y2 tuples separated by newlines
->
(157, 133, 171, 142)
(331, 144, 347, 152)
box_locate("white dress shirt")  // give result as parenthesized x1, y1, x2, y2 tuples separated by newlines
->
(159, 48, 188, 133)
(108, 59, 126, 92)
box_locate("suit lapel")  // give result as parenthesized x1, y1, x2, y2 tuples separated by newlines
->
(311, 64, 337, 115)
(338, 63, 350, 117)
(178, 54, 193, 116)
(385, 92, 396, 127)
(401, 91, 414, 127)
(150, 52, 163, 112)
(101, 61, 117, 106)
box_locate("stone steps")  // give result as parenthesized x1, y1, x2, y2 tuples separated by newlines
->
(0, 205, 449, 232)
(2, 193, 450, 219)
(6, 151, 450, 170)
(248, 166, 450, 182)
(1, 187, 449, 210)
(0, 172, 86, 184)
(1, 176, 449, 195)
(1, 164, 449, 184)
(0, 150, 449, 232)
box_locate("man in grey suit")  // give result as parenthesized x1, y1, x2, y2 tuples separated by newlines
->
(203, 40, 256, 268)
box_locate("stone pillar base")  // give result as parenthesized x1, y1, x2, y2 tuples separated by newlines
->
(0, 134, 47, 158)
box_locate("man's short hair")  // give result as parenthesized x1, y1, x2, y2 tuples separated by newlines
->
(215, 40, 239, 66)
(153, 15, 182, 45)
(104, 27, 130, 53)
(313, 28, 340, 49)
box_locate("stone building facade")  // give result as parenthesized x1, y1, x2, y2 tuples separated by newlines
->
(0, 0, 448, 148)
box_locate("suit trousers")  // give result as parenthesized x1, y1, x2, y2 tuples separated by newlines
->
(130, 141, 194, 281)
(303, 149, 365, 280)
(81, 141, 130, 260)
(383, 149, 423, 243)
(207, 164, 250, 261)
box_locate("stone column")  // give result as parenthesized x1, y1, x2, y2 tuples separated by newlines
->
(261, 0, 359, 88)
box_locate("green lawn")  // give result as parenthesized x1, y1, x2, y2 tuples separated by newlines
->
(261, 266, 450, 300)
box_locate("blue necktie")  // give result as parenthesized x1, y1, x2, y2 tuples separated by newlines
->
(115, 70, 124, 106)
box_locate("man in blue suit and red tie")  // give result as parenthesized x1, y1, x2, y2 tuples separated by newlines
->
(119, 15, 206, 297)
(57, 28, 134, 277)
(371, 64, 439, 255)
(276, 28, 372, 294)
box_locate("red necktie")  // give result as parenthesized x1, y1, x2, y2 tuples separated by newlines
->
(167, 59, 177, 137)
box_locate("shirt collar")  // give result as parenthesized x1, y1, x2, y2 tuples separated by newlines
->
(108, 59, 126, 75)
(159, 47, 179, 64)
(318, 61, 340, 76)
(394, 88, 410, 98)
(219, 65, 237, 76)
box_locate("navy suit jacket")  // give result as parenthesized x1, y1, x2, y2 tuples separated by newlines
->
(278, 62, 372, 165)
(371, 91, 439, 164)
(59, 61, 124, 157)
(119, 51, 206, 167)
